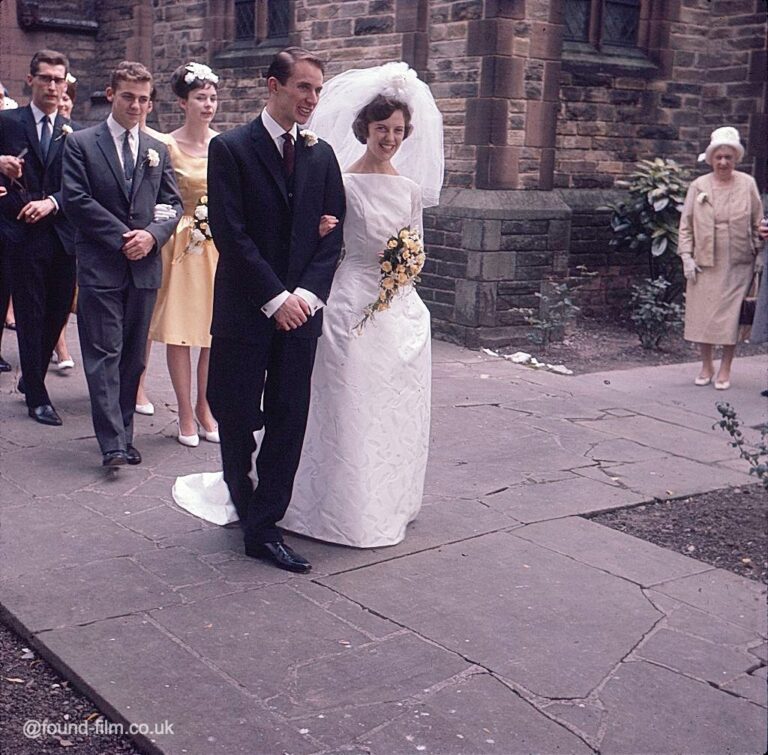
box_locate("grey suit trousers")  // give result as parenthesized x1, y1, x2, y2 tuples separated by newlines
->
(77, 281, 156, 454)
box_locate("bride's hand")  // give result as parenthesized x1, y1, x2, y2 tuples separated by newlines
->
(319, 214, 338, 238)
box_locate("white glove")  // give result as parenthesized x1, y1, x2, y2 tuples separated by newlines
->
(153, 203, 176, 222)
(681, 254, 701, 282)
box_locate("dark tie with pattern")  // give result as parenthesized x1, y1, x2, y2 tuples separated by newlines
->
(281, 132, 295, 178)
(122, 130, 135, 190)
(39, 115, 52, 160)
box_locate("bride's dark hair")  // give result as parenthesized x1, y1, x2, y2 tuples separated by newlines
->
(352, 95, 413, 144)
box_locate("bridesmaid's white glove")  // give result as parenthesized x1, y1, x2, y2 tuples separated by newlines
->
(681, 254, 701, 282)
(153, 203, 177, 222)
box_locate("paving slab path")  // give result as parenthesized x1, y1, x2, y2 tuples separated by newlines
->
(1, 323, 766, 754)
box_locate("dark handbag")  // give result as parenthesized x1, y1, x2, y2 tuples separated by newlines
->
(739, 271, 761, 325)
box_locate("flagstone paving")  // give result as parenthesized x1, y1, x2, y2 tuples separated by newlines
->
(0, 326, 766, 754)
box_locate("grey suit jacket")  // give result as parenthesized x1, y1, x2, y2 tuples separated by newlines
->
(62, 121, 182, 289)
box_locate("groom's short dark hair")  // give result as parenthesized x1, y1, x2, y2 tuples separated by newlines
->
(267, 47, 324, 85)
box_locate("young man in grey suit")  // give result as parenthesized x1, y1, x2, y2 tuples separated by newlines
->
(62, 62, 182, 467)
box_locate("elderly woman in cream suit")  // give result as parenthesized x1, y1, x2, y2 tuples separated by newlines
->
(677, 126, 763, 390)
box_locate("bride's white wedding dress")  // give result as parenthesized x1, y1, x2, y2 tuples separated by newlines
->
(173, 172, 431, 547)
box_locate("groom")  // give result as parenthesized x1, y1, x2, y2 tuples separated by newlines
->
(207, 47, 345, 573)
(62, 61, 181, 466)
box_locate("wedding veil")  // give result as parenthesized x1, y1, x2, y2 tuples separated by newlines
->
(307, 62, 444, 207)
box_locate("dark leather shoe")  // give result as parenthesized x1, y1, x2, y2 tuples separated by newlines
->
(0, 356, 10, 372)
(28, 404, 62, 426)
(102, 450, 128, 467)
(245, 541, 312, 573)
(17, 376, 25, 394)
(125, 445, 142, 465)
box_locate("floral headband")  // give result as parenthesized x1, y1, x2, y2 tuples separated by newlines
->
(184, 62, 219, 85)
(66, 73, 77, 84)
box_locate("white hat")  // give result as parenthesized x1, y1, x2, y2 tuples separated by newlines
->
(698, 126, 744, 164)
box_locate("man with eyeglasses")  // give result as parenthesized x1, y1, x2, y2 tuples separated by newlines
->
(0, 50, 77, 426)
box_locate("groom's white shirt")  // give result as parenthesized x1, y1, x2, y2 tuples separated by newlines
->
(259, 108, 323, 319)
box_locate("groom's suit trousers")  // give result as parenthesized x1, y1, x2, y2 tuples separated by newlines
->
(208, 331, 318, 544)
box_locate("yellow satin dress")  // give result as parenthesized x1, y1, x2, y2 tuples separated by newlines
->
(149, 138, 218, 347)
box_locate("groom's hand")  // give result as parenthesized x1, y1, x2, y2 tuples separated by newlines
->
(274, 294, 310, 331)
(121, 229, 155, 260)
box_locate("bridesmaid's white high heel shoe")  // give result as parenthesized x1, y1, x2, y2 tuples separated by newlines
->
(177, 421, 200, 447)
(199, 425, 220, 444)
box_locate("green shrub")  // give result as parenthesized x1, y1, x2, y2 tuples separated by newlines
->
(714, 403, 768, 490)
(629, 277, 684, 349)
(607, 158, 689, 301)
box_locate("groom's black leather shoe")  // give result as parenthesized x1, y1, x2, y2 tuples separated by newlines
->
(28, 404, 62, 426)
(0, 355, 11, 372)
(125, 445, 142, 465)
(245, 541, 312, 574)
(102, 450, 128, 467)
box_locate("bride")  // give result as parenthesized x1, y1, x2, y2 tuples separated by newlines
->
(173, 62, 443, 548)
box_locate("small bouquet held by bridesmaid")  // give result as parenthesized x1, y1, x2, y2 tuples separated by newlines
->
(186, 195, 212, 257)
(355, 226, 426, 333)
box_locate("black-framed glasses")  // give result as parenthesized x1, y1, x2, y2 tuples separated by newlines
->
(34, 74, 67, 86)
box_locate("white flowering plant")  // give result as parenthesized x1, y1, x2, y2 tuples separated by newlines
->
(354, 226, 425, 333)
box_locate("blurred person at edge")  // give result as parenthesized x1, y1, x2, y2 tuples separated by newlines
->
(677, 126, 763, 391)
(750, 216, 768, 396)
(0, 80, 19, 367)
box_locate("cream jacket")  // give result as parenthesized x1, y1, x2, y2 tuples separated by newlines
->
(677, 171, 763, 267)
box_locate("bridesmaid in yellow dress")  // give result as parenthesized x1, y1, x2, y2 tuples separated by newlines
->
(148, 62, 220, 446)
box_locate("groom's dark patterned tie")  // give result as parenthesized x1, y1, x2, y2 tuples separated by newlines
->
(281, 132, 295, 178)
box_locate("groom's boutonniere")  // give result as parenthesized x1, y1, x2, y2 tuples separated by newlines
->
(300, 129, 318, 147)
(54, 123, 73, 142)
(696, 191, 708, 205)
(146, 148, 160, 168)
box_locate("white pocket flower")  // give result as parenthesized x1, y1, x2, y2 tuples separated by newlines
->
(696, 192, 708, 205)
(146, 149, 160, 168)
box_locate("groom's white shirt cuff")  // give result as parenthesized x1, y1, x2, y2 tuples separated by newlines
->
(261, 289, 324, 319)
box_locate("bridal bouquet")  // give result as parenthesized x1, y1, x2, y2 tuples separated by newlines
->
(354, 226, 426, 333)
(187, 195, 212, 256)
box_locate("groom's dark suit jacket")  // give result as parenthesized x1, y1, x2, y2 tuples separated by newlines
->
(207, 116, 346, 343)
